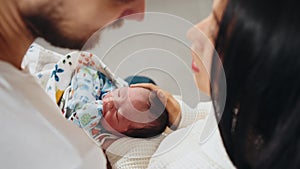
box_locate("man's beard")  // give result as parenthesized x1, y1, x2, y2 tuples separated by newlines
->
(25, 13, 125, 50)
(25, 14, 87, 49)
(108, 18, 125, 30)
(83, 19, 125, 50)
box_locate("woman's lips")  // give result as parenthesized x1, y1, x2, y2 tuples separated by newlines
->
(192, 60, 200, 73)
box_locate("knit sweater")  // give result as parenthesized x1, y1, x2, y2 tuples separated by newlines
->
(106, 97, 235, 169)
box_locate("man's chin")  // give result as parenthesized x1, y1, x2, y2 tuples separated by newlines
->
(44, 36, 86, 50)
(47, 31, 102, 50)
(81, 31, 101, 50)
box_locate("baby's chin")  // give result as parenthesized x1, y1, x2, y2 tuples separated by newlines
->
(102, 93, 111, 115)
(102, 100, 108, 117)
(100, 118, 120, 136)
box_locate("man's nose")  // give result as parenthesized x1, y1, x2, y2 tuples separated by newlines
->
(121, 0, 145, 21)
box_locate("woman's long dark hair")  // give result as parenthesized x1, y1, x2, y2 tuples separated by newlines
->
(212, 0, 300, 168)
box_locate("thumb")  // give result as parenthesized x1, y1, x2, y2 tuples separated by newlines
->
(156, 90, 167, 104)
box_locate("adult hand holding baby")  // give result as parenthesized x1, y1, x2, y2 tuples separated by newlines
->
(130, 83, 181, 130)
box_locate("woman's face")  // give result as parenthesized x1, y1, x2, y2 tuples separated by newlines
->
(187, 0, 227, 95)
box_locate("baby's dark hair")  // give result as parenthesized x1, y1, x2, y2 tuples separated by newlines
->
(125, 91, 169, 138)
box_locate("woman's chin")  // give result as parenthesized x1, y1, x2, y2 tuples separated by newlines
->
(193, 75, 201, 90)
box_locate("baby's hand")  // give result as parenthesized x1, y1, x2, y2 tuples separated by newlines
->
(130, 83, 181, 130)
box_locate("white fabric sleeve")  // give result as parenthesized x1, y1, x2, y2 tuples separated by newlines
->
(105, 135, 165, 169)
(0, 61, 107, 169)
(174, 96, 212, 129)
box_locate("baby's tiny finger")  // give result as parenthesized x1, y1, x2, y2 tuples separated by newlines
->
(130, 83, 149, 88)
(130, 83, 158, 90)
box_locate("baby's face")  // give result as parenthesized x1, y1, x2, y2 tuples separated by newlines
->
(102, 87, 154, 135)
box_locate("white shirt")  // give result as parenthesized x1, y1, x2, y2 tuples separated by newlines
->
(0, 61, 106, 169)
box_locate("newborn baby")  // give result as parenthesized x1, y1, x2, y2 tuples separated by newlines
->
(61, 66, 168, 144)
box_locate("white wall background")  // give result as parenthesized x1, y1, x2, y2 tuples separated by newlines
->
(147, 0, 212, 24)
(36, 0, 212, 106)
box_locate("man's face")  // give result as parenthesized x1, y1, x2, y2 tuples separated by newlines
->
(101, 87, 155, 135)
(24, 0, 145, 49)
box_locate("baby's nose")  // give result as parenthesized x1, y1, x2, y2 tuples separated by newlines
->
(103, 96, 113, 103)
(103, 98, 115, 110)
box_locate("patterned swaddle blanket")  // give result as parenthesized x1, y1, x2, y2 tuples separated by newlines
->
(26, 45, 120, 145)
(62, 66, 117, 145)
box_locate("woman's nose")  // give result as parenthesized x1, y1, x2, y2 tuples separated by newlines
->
(121, 0, 145, 21)
(187, 19, 208, 42)
(187, 26, 198, 42)
(187, 25, 205, 53)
